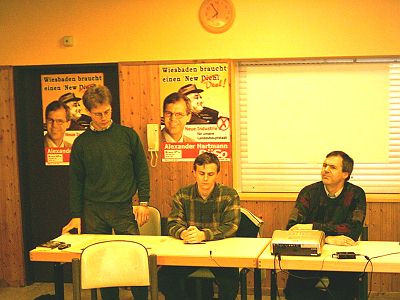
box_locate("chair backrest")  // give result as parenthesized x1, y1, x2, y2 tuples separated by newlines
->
(137, 206, 162, 236)
(236, 207, 264, 238)
(360, 226, 368, 241)
(80, 240, 150, 289)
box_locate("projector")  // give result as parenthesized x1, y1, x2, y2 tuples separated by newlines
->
(271, 229, 325, 256)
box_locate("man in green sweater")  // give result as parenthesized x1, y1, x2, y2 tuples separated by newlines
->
(284, 150, 366, 300)
(62, 84, 150, 300)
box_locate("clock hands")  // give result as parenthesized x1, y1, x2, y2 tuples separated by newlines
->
(211, 3, 219, 18)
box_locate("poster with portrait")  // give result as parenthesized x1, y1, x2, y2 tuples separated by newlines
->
(159, 63, 231, 162)
(41, 73, 104, 166)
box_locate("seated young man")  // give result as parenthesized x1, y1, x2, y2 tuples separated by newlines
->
(158, 152, 241, 300)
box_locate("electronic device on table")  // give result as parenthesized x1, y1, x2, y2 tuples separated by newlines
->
(271, 229, 325, 256)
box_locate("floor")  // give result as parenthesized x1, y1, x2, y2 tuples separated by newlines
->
(0, 283, 399, 300)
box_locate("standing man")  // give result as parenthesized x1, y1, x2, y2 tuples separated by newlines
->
(161, 92, 195, 142)
(178, 84, 219, 124)
(62, 85, 150, 300)
(284, 150, 366, 300)
(158, 152, 241, 300)
(44, 100, 72, 148)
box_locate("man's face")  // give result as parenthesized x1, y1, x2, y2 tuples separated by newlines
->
(46, 108, 70, 142)
(164, 100, 191, 140)
(193, 163, 219, 193)
(187, 92, 204, 113)
(89, 104, 112, 130)
(321, 155, 348, 187)
(65, 100, 81, 120)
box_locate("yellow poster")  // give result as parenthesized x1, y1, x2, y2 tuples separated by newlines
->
(159, 63, 231, 162)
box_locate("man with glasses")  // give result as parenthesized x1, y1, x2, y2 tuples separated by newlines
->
(62, 85, 150, 300)
(161, 92, 195, 142)
(44, 100, 72, 148)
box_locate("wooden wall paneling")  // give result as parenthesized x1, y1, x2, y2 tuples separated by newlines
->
(365, 202, 400, 294)
(367, 202, 399, 242)
(0, 66, 25, 286)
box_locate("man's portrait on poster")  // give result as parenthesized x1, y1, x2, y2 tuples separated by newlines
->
(43, 100, 72, 148)
(161, 92, 195, 143)
(178, 84, 220, 125)
(58, 92, 91, 130)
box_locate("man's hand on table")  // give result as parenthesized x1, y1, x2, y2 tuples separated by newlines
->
(181, 226, 206, 244)
(62, 218, 81, 234)
(325, 235, 357, 246)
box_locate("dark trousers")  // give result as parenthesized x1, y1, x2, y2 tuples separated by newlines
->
(84, 201, 148, 300)
(158, 266, 239, 300)
(284, 270, 358, 300)
(99, 286, 148, 300)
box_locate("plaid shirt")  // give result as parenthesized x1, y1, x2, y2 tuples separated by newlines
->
(287, 181, 366, 241)
(168, 183, 241, 241)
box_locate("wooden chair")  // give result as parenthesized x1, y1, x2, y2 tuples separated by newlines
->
(188, 207, 264, 300)
(72, 240, 158, 300)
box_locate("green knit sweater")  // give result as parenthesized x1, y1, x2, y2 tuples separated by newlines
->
(69, 122, 150, 218)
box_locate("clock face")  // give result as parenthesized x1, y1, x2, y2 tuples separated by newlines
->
(199, 0, 235, 33)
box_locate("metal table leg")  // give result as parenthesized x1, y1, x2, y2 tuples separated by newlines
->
(72, 258, 81, 300)
(254, 268, 262, 300)
(54, 263, 64, 300)
(270, 269, 277, 300)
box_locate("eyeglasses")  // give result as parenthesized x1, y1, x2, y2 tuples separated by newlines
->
(164, 111, 188, 119)
(92, 109, 112, 118)
(46, 118, 67, 125)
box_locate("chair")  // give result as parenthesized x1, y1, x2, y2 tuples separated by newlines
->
(188, 207, 264, 300)
(136, 205, 162, 236)
(72, 240, 158, 300)
(111, 206, 161, 236)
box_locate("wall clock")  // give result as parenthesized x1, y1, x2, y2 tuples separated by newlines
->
(199, 0, 235, 34)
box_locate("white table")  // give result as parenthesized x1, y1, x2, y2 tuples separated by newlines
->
(30, 234, 271, 300)
(257, 241, 400, 299)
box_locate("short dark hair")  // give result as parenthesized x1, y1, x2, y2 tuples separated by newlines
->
(326, 150, 354, 181)
(82, 85, 112, 111)
(45, 100, 71, 121)
(193, 152, 220, 173)
(163, 92, 191, 114)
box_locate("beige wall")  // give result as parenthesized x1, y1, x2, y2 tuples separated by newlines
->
(1, 0, 399, 66)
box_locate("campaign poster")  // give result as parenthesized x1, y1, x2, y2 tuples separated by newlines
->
(159, 63, 231, 162)
(41, 73, 104, 166)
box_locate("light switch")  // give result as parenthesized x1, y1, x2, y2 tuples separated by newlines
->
(63, 36, 74, 47)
